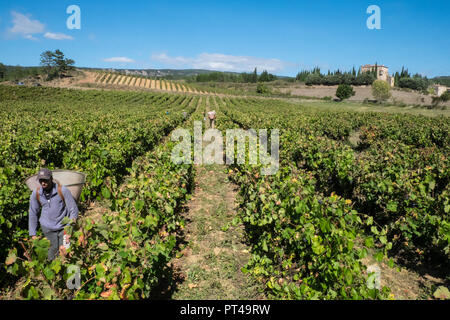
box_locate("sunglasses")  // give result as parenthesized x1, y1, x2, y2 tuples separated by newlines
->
(39, 179, 51, 184)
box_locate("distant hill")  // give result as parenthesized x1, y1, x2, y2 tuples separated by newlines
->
(79, 67, 293, 80)
(80, 67, 243, 79)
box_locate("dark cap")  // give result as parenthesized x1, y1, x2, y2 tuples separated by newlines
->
(37, 168, 52, 181)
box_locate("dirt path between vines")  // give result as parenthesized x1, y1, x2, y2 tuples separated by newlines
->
(169, 164, 264, 300)
(168, 103, 265, 300)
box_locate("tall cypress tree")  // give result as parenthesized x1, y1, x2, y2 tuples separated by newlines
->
(0, 63, 6, 80)
(394, 72, 400, 86)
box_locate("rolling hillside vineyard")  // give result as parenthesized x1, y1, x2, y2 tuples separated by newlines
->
(0, 85, 448, 300)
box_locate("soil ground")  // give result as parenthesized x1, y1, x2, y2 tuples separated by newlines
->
(361, 252, 449, 300)
(169, 164, 265, 300)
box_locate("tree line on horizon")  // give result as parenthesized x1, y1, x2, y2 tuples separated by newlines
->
(0, 63, 46, 82)
(296, 66, 377, 86)
(296, 65, 438, 92)
(0, 49, 75, 83)
(190, 68, 278, 83)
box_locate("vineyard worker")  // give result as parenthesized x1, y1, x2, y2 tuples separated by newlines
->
(28, 168, 79, 261)
(207, 110, 216, 129)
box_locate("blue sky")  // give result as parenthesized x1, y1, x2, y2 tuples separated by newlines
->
(1, 0, 449, 77)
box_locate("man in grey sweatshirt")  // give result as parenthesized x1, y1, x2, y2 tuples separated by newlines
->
(29, 168, 79, 261)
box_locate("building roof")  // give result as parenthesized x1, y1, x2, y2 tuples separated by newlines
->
(361, 64, 388, 69)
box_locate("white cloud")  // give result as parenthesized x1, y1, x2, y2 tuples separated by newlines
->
(44, 32, 74, 40)
(151, 53, 287, 73)
(8, 11, 45, 38)
(7, 11, 74, 41)
(24, 34, 39, 41)
(103, 57, 135, 63)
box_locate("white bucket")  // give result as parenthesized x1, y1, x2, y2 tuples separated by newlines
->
(25, 169, 86, 201)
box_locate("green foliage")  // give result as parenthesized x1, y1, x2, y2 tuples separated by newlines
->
(252, 67, 258, 83)
(393, 66, 426, 89)
(296, 67, 322, 82)
(432, 76, 450, 87)
(353, 72, 376, 86)
(0, 63, 45, 82)
(372, 80, 391, 102)
(0, 63, 6, 80)
(298, 67, 375, 86)
(297, 65, 433, 89)
(0, 87, 198, 293)
(195, 72, 238, 82)
(1, 87, 448, 300)
(305, 73, 324, 86)
(221, 97, 449, 299)
(336, 84, 355, 101)
(433, 286, 450, 300)
(5, 139, 194, 299)
(258, 70, 277, 82)
(40, 51, 57, 80)
(440, 91, 450, 102)
(230, 165, 391, 299)
(296, 70, 310, 82)
(398, 77, 429, 92)
(194, 69, 277, 83)
(256, 83, 270, 94)
(40, 50, 75, 80)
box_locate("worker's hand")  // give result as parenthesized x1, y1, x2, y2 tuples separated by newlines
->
(59, 245, 67, 259)
(31, 236, 38, 240)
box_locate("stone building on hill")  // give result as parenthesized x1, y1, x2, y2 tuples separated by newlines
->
(361, 64, 395, 87)
(433, 85, 450, 97)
